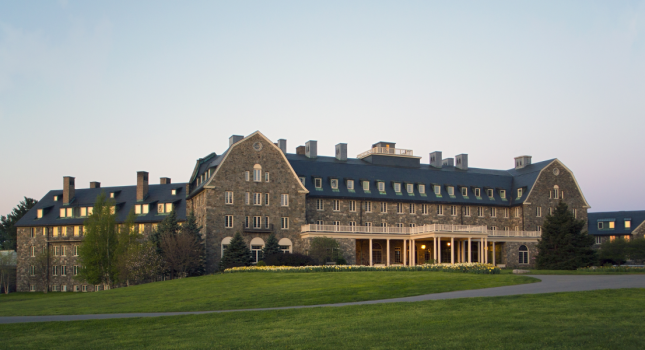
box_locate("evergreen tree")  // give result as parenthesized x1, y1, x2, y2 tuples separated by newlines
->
(0, 197, 38, 250)
(536, 201, 596, 270)
(150, 210, 180, 252)
(77, 193, 119, 286)
(220, 232, 252, 270)
(262, 233, 281, 260)
(181, 212, 205, 276)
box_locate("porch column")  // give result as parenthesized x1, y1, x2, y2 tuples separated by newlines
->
(492, 241, 496, 266)
(437, 237, 441, 264)
(468, 237, 472, 263)
(386, 239, 390, 266)
(433, 237, 437, 261)
(369, 238, 373, 266)
(403, 239, 407, 266)
(485, 238, 488, 264)
(412, 239, 416, 266)
(450, 237, 454, 265)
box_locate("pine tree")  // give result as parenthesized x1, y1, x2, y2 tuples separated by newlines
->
(181, 212, 205, 276)
(0, 197, 38, 250)
(220, 232, 252, 270)
(536, 201, 596, 270)
(262, 233, 281, 260)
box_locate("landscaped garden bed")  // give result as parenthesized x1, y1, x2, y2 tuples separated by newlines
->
(224, 263, 501, 274)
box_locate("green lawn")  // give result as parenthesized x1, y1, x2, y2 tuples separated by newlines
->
(501, 269, 645, 275)
(0, 271, 536, 316)
(1, 289, 644, 349)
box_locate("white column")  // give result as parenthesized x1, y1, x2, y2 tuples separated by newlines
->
(468, 237, 472, 263)
(492, 241, 496, 266)
(485, 238, 488, 264)
(412, 239, 416, 266)
(450, 237, 455, 265)
(433, 237, 437, 261)
(387, 239, 390, 266)
(437, 237, 441, 264)
(403, 239, 407, 266)
(369, 238, 373, 266)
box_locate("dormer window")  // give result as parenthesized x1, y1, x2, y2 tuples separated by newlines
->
(37, 209, 43, 219)
(134, 204, 149, 215)
(474, 188, 481, 197)
(461, 187, 467, 196)
(347, 180, 354, 190)
(517, 188, 523, 198)
(171, 189, 177, 196)
(434, 185, 441, 195)
(110, 192, 115, 198)
(500, 190, 506, 199)
(394, 183, 401, 193)
(362, 181, 370, 191)
(54, 196, 59, 202)
(158, 203, 173, 214)
(447, 186, 454, 196)
(487, 189, 494, 198)
(299, 177, 305, 185)
(378, 182, 385, 192)
(315, 178, 322, 189)
(406, 184, 413, 194)
(331, 179, 338, 190)
(419, 184, 425, 194)
(625, 220, 632, 229)
(60, 208, 73, 218)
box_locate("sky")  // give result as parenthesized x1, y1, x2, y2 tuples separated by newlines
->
(1, 0, 644, 215)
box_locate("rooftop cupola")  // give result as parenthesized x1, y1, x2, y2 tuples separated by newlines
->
(456, 154, 468, 170)
(305, 140, 317, 158)
(514, 155, 532, 170)
(335, 143, 347, 161)
(442, 158, 454, 167)
(430, 151, 442, 168)
(358, 141, 420, 167)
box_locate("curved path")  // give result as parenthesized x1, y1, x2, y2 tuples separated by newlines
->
(2, 274, 645, 324)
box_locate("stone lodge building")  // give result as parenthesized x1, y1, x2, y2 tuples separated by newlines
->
(15, 131, 591, 292)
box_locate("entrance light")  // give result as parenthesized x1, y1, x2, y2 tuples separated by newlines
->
(421, 245, 426, 249)
(447, 242, 451, 246)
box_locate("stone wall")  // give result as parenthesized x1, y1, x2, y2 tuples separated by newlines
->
(503, 241, 538, 269)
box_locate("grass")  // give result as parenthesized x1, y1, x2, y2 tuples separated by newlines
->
(1, 289, 644, 349)
(0, 271, 536, 316)
(500, 269, 645, 275)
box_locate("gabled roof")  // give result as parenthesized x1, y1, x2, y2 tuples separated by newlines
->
(287, 154, 554, 206)
(15, 183, 187, 227)
(587, 210, 645, 236)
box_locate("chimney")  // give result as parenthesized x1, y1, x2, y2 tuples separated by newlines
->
(335, 143, 347, 161)
(305, 140, 317, 158)
(296, 146, 306, 155)
(514, 155, 532, 170)
(229, 135, 244, 147)
(442, 158, 454, 167)
(63, 176, 75, 205)
(160, 177, 171, 185)
(277, 139, 287, 153)
(430, 151, 442, 168)
(89, 181, 101, 189)
(137, 171, 149, 201)
(456, 154, 468, 170)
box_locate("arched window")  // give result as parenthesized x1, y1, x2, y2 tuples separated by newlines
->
(253, 164, 262, 182)
(553, 185, 559, 199)
(278, 238, 293, 253)
(372, 243, 382, 264)
(519, 245, 529, 264)
(250, 237, 265, 263)
(221, 237, 232, 257)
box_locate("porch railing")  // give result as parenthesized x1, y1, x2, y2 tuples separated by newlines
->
(301, 224, 539, 237)
(357, 147, 414, 159)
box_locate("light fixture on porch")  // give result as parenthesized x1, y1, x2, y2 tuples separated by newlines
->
(421, 245, 426, 249)
(447, 242, 451, 246)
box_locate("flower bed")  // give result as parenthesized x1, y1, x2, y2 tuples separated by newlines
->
(577, 266, 645, 273)
(224, 263, 500, 274)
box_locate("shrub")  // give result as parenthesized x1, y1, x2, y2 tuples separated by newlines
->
(264, 253, 318, 266)
(335, 257, 347, 265)
(598, 238, 628, 265)
(256, 261, 266, 267)
(309, 237, 343, 263)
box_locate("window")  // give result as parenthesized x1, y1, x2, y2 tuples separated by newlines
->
(316, 220, 323, 225)
(381, 202, 387, 213)
(281, 217, 289, 229)
(245, 171, 250, 181)
(166, 203, 173, 213)
(519, 245, 529, 264)
(253, 164, 262, 182)
(537, 225, 542, 232)
(491, 208, 496, 217)
(265, 172, 270, 182)
(37, 209, 43, 218)
(30, 227, 35, 238)
(349, 200, 356, 212)
(225, 191, 234, 204)
(279, 238, 293, 253)
(490, 226, 497, 231)
(251, 216, 260, 229)
(82, 285, 88, 292)
(487, 189, 494, 198)
(88, 207, 93, 215)
(225, 215, 234, 228)
(54, 195, 59, 201)
(264, 216, 270, 228)
(362, 181, 370, 191)
(447, 186, 454, 196)
(609, 221, 615, 229)
(134, 204, 149, 215)
(29, 265, 35, 276)
(54, 246, 60, 256)
(52, 266, 58, 276)
(396, 223, 404, 228)
(537, 207, 542, 217)
(461, 187, 467, 196)
(500, 190, 506, 199)
(464, 207, 471, 217)
(474, 188, 481, 197)
(53, 227, 59, 237)
(394, 183, 401, 193)
(299, 177, 305, 185)
(625, 220, 632, 229)
(80, 207, 87, 216)
(573, 209, 577, 219)
(406, 183, 413, 194)
(419, 184, 425, 194)
(331, 179, 338, 189)
(265, 193, 270, 205)
(409, 223, 416, 228)
(549, 207, 553, 215)
(421, 204, 428, 215)
(515, 208, 520, 218)
(409, 203, 415, 214)
(434, 185, 441, 195)
(253, 193, 262, 206)
(553, 186, 559, 199)
(517, 188, 523, 198)
(245, 216, 250, 228)
(74, 246, 79, 256)
(347, 180, 354, 190)
(31, 246, 35, 257)
(316, 199, 324, 211)
(74, 226, 80, 237)
(332, 200, 340, 211)
(595, 236, 602, 244)
(378, 182, 385, 192)
(450, 205, 457, 216)
(437, 205, 443, 216)
(245, 192, 250, 205)
(477, 206, 483, 217)
(397, 203, 404, 214)
(61, 266, 67, 276)
(110, 192, 115, 198)
(221, 236, 232, 256)
(504, 208, 509, 218)
(394, 248, 402, 263)
(171, 189, 177, 196)
(365, 201, 372, 212)
(365, 222, 372, 228)
(349, 221, 356, 228)
(315, 178, 322, 189)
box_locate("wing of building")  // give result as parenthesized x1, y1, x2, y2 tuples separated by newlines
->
(587, 211, 645, 245)
(15, 131, 591, 292)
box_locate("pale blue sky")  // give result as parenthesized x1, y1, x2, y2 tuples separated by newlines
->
(1, 1, 644, 215)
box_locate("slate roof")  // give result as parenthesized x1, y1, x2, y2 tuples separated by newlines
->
(287, 154, 554, 207)
(587, 211, 645, 236)
(15, 183, 187, 227)
(188, 151, 228, 198)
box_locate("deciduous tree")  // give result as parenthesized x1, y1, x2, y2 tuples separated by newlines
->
(0, 197, 38, 250)
(160, 232, 202, 279)
(0, 251, 16, 294)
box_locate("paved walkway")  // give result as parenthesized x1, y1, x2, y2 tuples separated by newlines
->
(2, 274, 645, 325)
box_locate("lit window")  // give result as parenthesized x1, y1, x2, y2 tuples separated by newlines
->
(347, 180, 354, 190)
(110, 206, 115, 214)
(59, 208, 65, 218)
(54, 196, 59, 202)
(74, 226, 80, 237)
(281, 194, 289, 207)
(394, 183, 401, 193)
(406, 184, 413, 194)
(331, 179, 338, 189)
(447, 187, 454, 196)
(625, 220, 631, 229)
(281, 217, 289, 229)
(171, 189, 177, 196)
(37, 209, 43, 218)
(419, 184, 425, 194)
(88, 207, 93, 215)
(110, 192, 115, 198)
(315, 178, 322, 188)
(378, 182, 385, 192)
(225, 191, 234, 204)
(609, 221, 615, 229)
(135, 205, 142, 214)
(138, 224, 145, 233)
(363, 181, 370, 191)
(461, 187, 467, 196)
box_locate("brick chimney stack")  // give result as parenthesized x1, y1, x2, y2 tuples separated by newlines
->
(160, 177, 171, 185)
(63, 176, 75, 205)
(137, 171, 149, 201)
(90, 181, 101, 189)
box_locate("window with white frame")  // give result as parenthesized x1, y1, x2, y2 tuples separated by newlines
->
(448, 186, 454, 196)
(396, 203, 403, 214)
(245, 216, 250, 228)
(490, 226, 497, 231)
(409, 223, 416, 228)
(537, 225, 542, 232)
(135, 204, 149, 215)
(461, 187, 467, 196)
(315, 220, 323, 225)
(474, 188, 481, 197)
(464, 206, 471, 216)
(365, 201, 372, 212)
(378, 182, 385, 192)
(332, 200, 340, 211)
(314, 178, 322, 188)
(504, 208, 509, 218)
(299, 177, 305, 185)
(504, 227, 509, 232)
(477, 206, 483, 217)
(61, 266, 67, 276)
(316, 199, 324, 211)
(553, 185, 559, 199)
(264, 216, 270, 228)
(253, 164, 262, 182)
(250, 240, 264, 263)
(74, 245, 79, 256)
(29, 265, 35, 276)
(396, 223, 404, 228)
(245, 192, 250, 205)
(281, 194, 289, 207)
(265, 193, 270, 205)
(519, 245, 529, 264)
(549, 207, 553, 215)
(450, 205, 457, 216)
(245, 171, 250, 182)
(573, 208, 577, 219)
(265, 172, 270, 182)
(365, 222, 372, 228)
(537, 206, 542, 217)
(225, 191, 234, 204)
(517, 188, 523, 198)
(421, 204, 428, 215)
(491, 208, 496, 217)
(434, 185, 441, 195)
(500, 190, 506, 199)
(406, 183, 413, 194)
(363, 181, 370, 191)
(347, 180, 354, 190)
(52, 266, 58, 276)
(381, 202, 387, 213)
(394, 183, 401, 193)
(595, 236, 602, 244)
(225, 215, 234, 228)
(331, 179, 338, 189)
(437, 205, 443, 216)
(487, 189, 494, 198)
(409, 203, 415, 214)
(349, 200, 356, 212)
(31, 246, 35, 257)
(349, 221, 356, 228)
(279, 238, 293, 253)
(281, 217, 289, 229)
(515, 208, 520, 217)
(419, 184, 425, 194)
(253, 216, 261, 229)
